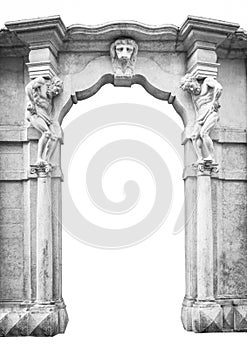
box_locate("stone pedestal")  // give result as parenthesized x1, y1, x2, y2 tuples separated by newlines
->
(0, 301, 68, 336)
(182, 161, 247, 332)
(0, 162, 69, 337)
(182, 164, 223, 332)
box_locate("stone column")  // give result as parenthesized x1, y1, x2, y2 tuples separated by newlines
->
(180, 16, 238, 333)
(32, 165, 53, 303)
(192, 164, 222, 332)
(28, 163, 68, 336)
(3, 16, 68, 336)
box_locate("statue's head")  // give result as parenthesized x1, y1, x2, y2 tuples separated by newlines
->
(180, 73, 201, 95)
(47, 76, 63, 98)
(110, 38, 138, 74)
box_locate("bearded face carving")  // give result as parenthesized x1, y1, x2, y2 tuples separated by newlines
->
(110, 38, 138, 78)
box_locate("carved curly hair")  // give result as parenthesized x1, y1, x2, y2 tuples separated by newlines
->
(46, 76, 63, 98)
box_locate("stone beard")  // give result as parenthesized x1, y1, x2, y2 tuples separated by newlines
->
(180, 74, 223, 165)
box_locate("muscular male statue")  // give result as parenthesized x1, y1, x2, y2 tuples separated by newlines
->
(25, 76, 63, 166)
(180, 74, 223, 164)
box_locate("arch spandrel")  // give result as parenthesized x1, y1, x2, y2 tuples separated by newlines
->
(57, 54, 193, 126)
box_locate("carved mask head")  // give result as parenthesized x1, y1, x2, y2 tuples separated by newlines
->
(110, 38, 138, 75)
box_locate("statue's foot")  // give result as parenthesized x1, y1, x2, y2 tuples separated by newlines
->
(35, 158, 48, 167)
(197, 157, 204, 164)
(44, 131, 52, 140)
(204, 156, 213, 163)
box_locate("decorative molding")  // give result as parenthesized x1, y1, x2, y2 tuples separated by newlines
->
(182, 300, 247, 332)
(182, 126, 247, 145)
(5, 16, 66, 78)
(193, 159, 219, 175)
(180, 15, 239, 46)
(0, 303, 68, 336)
(183, 165, 247, 180)
(0, 171, 27, 181)
(192, 302, 223, 332)
(66, 21, 179, 41)
(180, 16, 239, 78)
(5, 16, 66, 57)
(187, 61, 220, 79)
(0, 167, 63, 181)
(4, 16, 243, 57)
(26, 61, 59, 80)
(30, 162, 53, 177)
(0, 126, 65, 143)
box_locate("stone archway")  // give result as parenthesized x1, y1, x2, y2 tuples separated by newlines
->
(0, 15, 246, 335)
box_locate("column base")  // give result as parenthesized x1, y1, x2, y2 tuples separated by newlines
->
(192, 301, 222, 332)
(181, 298, 247, 332)
(0, 300, 68, 336)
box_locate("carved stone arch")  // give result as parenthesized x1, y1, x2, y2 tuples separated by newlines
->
(56, 55, 190, 126)
(0, 15, 247, 336)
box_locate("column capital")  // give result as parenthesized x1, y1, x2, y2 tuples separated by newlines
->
(193, 160, 219, 175)
(5, 15, 66, 56)
(180, 16, 239, 49)
(6, 16, 66, 78)
(180, 16, 239, 78)
(30, 162, 53, 177)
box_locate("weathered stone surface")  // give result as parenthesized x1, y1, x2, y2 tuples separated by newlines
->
(192, 302, 223, 333)
(1, 15, 247, 335)
(0, 303, 68, 336)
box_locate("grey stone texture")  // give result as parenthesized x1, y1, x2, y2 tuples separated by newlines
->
(0, 15, 247, 335)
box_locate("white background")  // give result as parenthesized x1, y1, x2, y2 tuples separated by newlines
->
(1, 1, 247, 349)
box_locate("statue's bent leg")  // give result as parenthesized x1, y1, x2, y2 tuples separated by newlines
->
(30, 116, 51, 163)
(191, 123, 203, 162)
(45, 137, 58, 163)
(43, 124, 59, 162)
(200, 113, 218, 162)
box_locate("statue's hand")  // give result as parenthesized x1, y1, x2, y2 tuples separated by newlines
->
(213, 100, 221, 112)
(27, 103, 36, 115)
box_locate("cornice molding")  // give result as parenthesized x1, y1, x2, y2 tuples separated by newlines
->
(5, 15, 66, 39)
(5, 16, 66, 56)
(66, 20, 179, 40)
(180, 15, 239, 39)
(2, 15, 247, 57)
